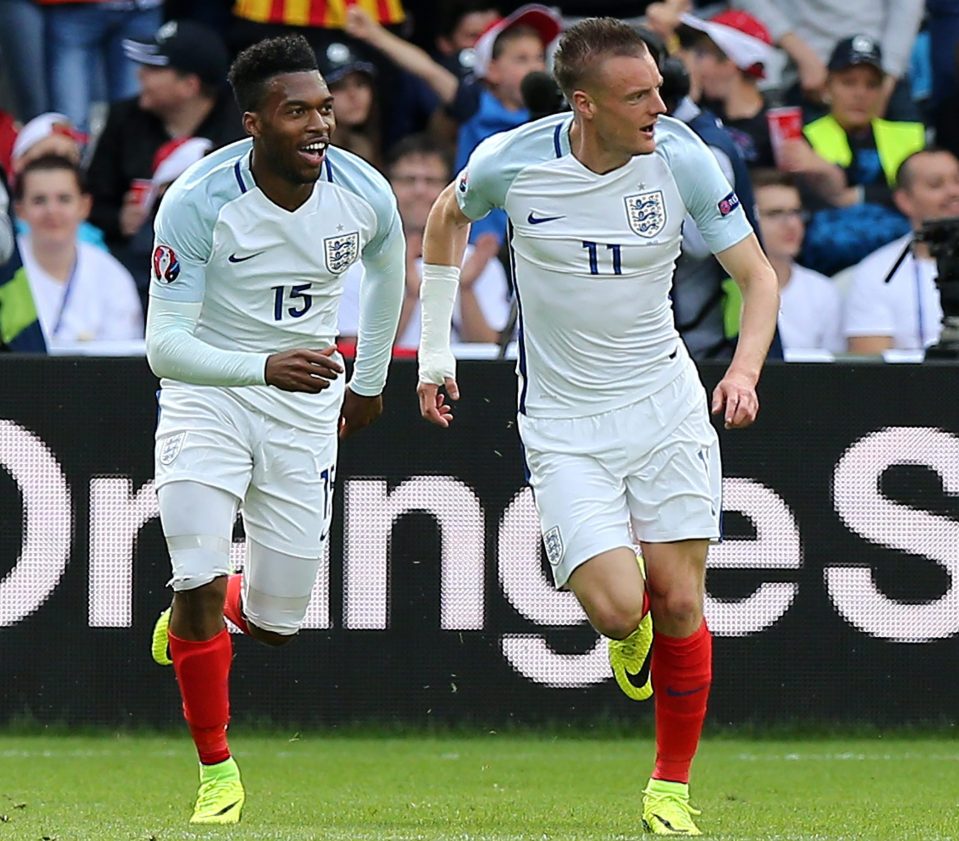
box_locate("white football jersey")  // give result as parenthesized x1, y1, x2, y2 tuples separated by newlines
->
(151, 139, 402, 430)
(457, 114, 754, 419)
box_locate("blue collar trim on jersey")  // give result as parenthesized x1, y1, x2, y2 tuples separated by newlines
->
(233, 158, 248, 193)
(324, 156, 333, 183)
(553, 123, 563, 158)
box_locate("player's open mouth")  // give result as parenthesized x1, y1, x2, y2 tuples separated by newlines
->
(640, 123, 656, 137)
(298, 139, 329, 166)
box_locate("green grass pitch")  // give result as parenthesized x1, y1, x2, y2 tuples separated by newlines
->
(0, 733, 955, 840)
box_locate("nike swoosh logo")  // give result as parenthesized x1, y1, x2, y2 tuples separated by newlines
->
(214, 799, 242, 816)
(228, 251, 264, 263)
(666, 684, 707, 697)
(527, 211, 565, 225)
(625, 650, 652, 690)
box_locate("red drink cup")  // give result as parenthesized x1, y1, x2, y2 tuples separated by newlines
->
(128, 178, 153, 208)
(767, 106, 804, 168)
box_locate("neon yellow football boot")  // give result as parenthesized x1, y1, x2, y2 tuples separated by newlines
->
(608, 553, 653, 700)
(642, 779, 703, 836)
(191, 757, 245, 825)
(151, 607, 173, 666)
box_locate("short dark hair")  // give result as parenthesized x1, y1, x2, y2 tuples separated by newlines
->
(385, 133, 452, 177)
(553, 17, 649, 98)
(750, 168, 799, 192)
(491, 24, 540, 61)
(228, 35, 318, 113)
(895, 147, 954, 192)
(14, 154, 84, 200)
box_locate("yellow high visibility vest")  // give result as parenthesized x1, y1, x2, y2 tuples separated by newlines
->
(803, 114, 925, 187)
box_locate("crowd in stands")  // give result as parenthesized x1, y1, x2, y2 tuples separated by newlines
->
(0, 0, 956, 360)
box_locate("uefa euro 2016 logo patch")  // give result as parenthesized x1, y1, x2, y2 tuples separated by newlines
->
(152, 245, 180, 283)
(323, 232, 360, 274)
(718, 191, 741, 217)
(624, 190, 666, 238)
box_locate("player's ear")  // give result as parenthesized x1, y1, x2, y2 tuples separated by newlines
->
(570, 89, 594, 120)
(242, 111, 261, 139)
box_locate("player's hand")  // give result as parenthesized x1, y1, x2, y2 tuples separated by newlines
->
(265, 346, 344, 393)
(417, 378, 458, 427)
(339, 387, 382, 439)
(711, 371, 759, 430)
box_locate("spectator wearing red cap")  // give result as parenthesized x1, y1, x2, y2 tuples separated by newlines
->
(85, 20, 244, 252)
(348, 3, 562, 245)
(681, 11, 778, 168)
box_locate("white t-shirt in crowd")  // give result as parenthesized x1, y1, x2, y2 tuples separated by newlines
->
(778, 263, 845, 353)
(843, 234, 942, 350)
(338, 244, 512, 348)
(19, 235, 143, 352)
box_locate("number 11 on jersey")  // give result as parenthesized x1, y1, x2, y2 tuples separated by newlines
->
(582, 241, 623, 276)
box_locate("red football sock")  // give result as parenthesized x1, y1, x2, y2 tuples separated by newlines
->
(169, 628, 233, 765)
(651, 620, 712, 785)
(223, 574, 251, 635)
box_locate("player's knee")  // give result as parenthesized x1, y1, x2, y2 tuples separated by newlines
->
(172, 578, 228, 637)
(247, 622, 297, 647)
(657, 591, 703, 632)
(590, 604, 646, 641)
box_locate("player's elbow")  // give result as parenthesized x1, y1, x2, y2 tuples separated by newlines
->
(145, 334, 173, 379)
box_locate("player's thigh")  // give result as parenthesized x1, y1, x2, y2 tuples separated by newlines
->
(155, 385, 254, 503)
(243, 420, 337, 558)
(641, 538, 709, 636)
(241, 538, 324, 636)
(625, 402, 722, 545)
(157, 481, 240, 591)
(519, 413, 633, 590)
(566, 545, 646, 638)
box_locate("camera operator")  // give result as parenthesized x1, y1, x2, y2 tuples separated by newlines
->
(844, 149, 959, 354)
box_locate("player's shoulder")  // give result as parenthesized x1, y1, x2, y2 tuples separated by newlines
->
(160, 139, 253, 220)
(324, 146, 395, 214)
(472, 112, 570, 171)
(652, 115, 709, 163)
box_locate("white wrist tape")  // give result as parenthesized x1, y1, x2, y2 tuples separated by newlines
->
(418, 263, 459, 384)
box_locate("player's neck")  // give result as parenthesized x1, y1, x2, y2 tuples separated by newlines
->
(249, 148, 315, 211)
(29, 237, 77, 283)
(569, 122, 631, 174)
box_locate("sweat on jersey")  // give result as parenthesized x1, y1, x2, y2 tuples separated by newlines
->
(150, 139, 404, 431)
(455, 113, 754, 419)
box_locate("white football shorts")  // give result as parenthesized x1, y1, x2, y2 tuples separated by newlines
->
(155, 384, 337, 559)
(518, 363, 721, 588)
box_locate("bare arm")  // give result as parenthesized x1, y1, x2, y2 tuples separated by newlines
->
(713, 234, 780, 428)
(346, 7, 459, 105)
(423, 182, 471, 267)
(417, 183, 472, 425)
